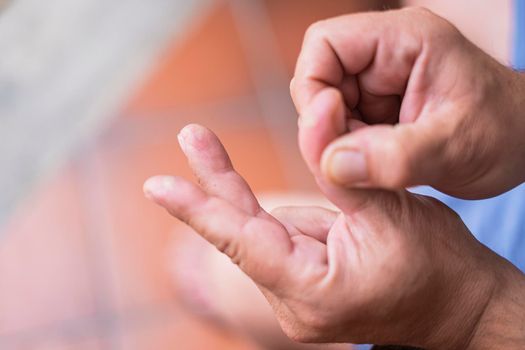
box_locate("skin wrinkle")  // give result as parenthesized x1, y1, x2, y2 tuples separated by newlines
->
(343, 41, 378, 122)
(331, 19, 379, 75)
(328, 89, 349, 137)
(355, 38, 407, 124)
(270, 209, 303, 237)
(400, 48, 430, 123)
(271, 276, 323, 338)
(342, 214, 363, 269)
(187, 195, 221, 238)
(340, 75, 360, 111)
(192, 138, 261, 212)
(322, 36, 346, 86)
(461, 281, 497, 350)
(300, 33, 342, 91)
(403, 12, 456, 116)
(320, 36, 361, 115)
(321, 218, 345, 293)
(271, 206, 336, 243)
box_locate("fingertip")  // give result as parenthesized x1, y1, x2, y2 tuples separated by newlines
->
(300, 87, 346, 132)
(179, 123, 205, 136)
(178, 123, 213, 153)
(143, 175, 177, 203)
(298, 87, 348, 172)
(178, 124, 234, 178)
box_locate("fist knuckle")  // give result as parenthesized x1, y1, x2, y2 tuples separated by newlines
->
(404, 5, 433, 16)
(403, 6, 462, 44)
(425, 13, 461, 42)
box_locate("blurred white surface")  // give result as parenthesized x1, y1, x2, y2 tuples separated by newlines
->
(0, 0, 210, 229)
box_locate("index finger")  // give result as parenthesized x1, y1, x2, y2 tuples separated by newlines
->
(143, 175, 292, 288)
(292, 14, 379, 114)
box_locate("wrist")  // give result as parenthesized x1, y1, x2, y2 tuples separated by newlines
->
(466, 256, 525, 349)
(427, 254, 497, 350)
(415, 239, 523, 350)
(394, 233, 499, 350)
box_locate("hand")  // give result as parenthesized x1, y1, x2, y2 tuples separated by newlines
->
(291, 7, 525, 199)
(143, 119, 524, 348)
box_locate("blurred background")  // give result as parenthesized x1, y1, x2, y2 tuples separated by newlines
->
(0, 0, 513, 349)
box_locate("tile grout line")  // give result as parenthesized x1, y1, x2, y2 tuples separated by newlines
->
(74, 144, 123, 350)
(228, 0, 311, 190)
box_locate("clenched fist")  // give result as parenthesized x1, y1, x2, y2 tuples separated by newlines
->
(291, 7, 525, 199)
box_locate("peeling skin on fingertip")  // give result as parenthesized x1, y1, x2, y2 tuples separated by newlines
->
(179, 124, 211, 152)
(143, 176, 177, 201)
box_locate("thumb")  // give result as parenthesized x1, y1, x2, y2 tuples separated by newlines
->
(320, 121, 448, 191)
(298, 87, 396, 214)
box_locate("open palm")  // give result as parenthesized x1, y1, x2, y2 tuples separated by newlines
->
(144, 90, 496, 348)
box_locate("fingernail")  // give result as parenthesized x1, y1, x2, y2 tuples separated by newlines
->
(327, 149, 368, 185)
(143, 176, 176, 200)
